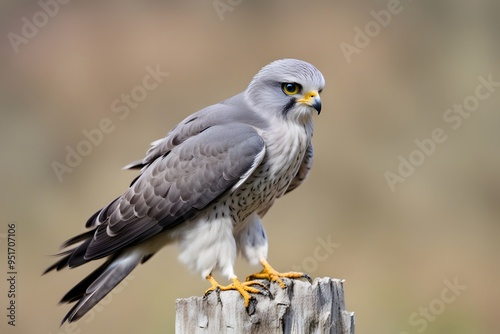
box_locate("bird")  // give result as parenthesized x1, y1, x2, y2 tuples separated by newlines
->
(45, 58, 325, 324)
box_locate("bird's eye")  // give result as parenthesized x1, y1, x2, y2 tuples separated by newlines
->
(281, 83, 301, 95)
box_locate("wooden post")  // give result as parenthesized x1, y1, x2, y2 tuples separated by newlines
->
(176, 277, 355, 333)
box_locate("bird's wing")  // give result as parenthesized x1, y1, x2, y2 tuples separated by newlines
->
(284, 142, 314, 194)
(124, 93, 268, 171)
(82, 123, 266, 261)
(122, 110, 211, 171)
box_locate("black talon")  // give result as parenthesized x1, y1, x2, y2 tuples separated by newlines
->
(246, 297, 257, 315)
(302, 273, 312, 284)
(204, 286, 222, 304)
(259, 284, 272, 298)
(215, 287, 222, 304)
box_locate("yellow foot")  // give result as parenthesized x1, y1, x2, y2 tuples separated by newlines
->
(246, 259, 312, 289)
(204, 275, 269, 308)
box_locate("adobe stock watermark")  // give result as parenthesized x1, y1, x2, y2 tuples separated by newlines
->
(51, 64, 169, 182)
(291, 235, 340, 273)
(48, 274, 135, 334)
(399, 277, 467, 334)
(213, 0, 243, 21)
(7, 0, 72, 54)
(385, 74, 499, 192)
(339, 0, 413, 64)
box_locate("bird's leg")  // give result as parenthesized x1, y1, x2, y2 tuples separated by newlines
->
(246, 259, 312, 288)
(204, 274, 269, 308)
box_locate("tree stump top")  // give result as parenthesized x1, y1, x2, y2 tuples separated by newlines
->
(176, 277, 355, 333)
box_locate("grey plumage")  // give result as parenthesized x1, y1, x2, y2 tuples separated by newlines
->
(45, 58, 325, 324)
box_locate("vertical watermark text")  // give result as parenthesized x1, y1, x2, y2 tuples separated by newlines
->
(5, 222, 17, 327)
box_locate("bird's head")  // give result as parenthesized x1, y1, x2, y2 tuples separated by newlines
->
(245, 59, 325, 123)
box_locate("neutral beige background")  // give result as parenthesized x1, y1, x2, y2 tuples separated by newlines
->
(1, 1, 499, 333)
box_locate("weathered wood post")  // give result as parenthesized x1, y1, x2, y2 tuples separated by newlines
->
(176, 277, 355, 333)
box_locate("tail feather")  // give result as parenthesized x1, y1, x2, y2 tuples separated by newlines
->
(61, 251, 142, 324)
(60, 256, 117, 304)
(44, 228, 147, 324)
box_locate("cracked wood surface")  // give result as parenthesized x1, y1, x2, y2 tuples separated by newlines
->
(176, 277, 355, 334)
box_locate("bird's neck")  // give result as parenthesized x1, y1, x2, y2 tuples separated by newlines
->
(263, 118, 312, 176)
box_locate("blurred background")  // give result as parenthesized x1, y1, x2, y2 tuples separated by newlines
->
(0, 0, 499, 333)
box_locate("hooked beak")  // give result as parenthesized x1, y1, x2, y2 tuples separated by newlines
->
(297, 90, 322, 114)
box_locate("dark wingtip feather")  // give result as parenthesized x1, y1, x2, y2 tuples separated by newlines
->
(85, 210, 101, 228)
(67, 238, 93, 268)
(45, 228, 97, 275)
(43, 251, 73, 275)
(61, 230, 95, 248)
(122, 159, 145, 170)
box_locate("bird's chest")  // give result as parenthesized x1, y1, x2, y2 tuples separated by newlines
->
(227, 123, 311, 222)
